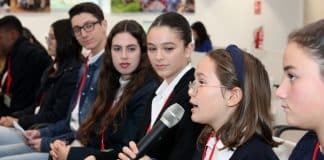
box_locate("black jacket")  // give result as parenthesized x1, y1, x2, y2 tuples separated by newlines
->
(12, 57, 82, 129)
(66, 73, 160, 160)
(193, 134, 279, 160)
(0, 37, 52, 115)
(137, 68, 203, 160)
(289, 131, 324, 160)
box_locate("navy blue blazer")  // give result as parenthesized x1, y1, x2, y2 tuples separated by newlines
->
(193, 134, 278, 160)
(0, 37, 52, 115)
(12, 57, 82, 129)
(92, 68, 203, 160)
(39, 55, 103, 152)
(66, 73, 160, 160)
(136, 68, 203, 160)
(194, 39, 213, 52)
(289, 131, 324, 160)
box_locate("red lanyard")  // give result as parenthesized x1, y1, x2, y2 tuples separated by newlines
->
(2, 57, 12, 96)
(202, 131, 219, 160)
(38, 92, 47, 107)
(101, 131, 105, 150)
(146, 92, 173, 134)
(313, 142, 321, 160)
(73, 57, 89, 108)
(100, 105, 114, 151)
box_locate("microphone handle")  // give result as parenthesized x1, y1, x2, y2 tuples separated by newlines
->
(133, 121, 167, 160)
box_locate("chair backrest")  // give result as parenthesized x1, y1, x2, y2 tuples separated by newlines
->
(273, 136, 296, 160)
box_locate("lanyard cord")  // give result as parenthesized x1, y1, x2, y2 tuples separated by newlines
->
(3, 56, 12, 95)
(313, 142, 321, 160)
(202, 131, 219, 160)
(73, 57, 89, 109)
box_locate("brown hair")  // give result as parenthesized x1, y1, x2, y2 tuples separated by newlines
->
(76, 20, 153, 145)
(69, 2, 104, 22)
(50, 19, 83, 76)
(148, 12, 192, 46)
(197, 48, 279, 149)
(288, 19, 324, 78)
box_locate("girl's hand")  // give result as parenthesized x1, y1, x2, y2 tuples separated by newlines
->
(50, 140, 70, 160)
(25, 129, 41, 139)
(118, 141, 151, 160)
(84, 155, 96, 160)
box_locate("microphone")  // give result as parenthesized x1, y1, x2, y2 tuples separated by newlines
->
(133, 103, 185, 160)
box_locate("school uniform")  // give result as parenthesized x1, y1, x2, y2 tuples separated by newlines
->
(193, 134, 279, 160)
(66, 73, 160, 160)
(10, 57, 82, 129)
(136, 65, 203, 160)
(0, 37, 52, 116)
(0, 49, 101, 160)
(39, 51, 104, 152)
(289, 131, 324, 160)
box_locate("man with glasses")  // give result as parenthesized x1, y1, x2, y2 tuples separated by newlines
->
(0, 3, 107, 160)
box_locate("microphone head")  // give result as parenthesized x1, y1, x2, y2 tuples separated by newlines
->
(160, 103, 185, 128)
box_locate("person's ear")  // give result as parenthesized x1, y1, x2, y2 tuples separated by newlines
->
(225, 87, 243, 107)
(101, 19, 108, 32)
(185, 42, 194, 61)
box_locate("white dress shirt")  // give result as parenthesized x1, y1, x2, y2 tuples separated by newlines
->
(150, 63, 193, 127)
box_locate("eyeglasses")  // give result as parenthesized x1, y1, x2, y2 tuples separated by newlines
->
(72, 21, 100, 37)
(188, 80, 225, 95)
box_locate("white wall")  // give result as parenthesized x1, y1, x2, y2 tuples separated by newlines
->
(1, 0, 305, 129)
(1, 0, 303, 52)
(304, 0, 324, 24)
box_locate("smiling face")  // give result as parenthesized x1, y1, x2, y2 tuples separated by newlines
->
(189, 56, 235, 130)
(71, 13, 107, 55)
(111, 32, 141, 80)
(276, 42, 324, 130)
(147, 26, 192, 83)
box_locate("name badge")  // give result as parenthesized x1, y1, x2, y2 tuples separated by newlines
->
(3, 94, 11, 108)
(34, 106, 40, 115)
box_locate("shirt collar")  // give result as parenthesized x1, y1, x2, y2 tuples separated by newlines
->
(155, 63, 193, 96)
(88, 49, 104, 65)
(206, 137, 237, 151)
